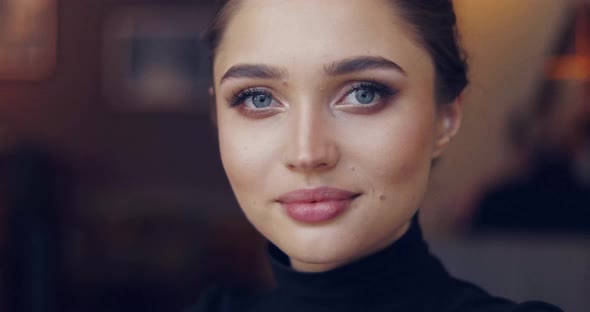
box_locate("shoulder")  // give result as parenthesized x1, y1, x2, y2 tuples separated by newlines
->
(436, 278, 562, 312)
(509, 302, 563, 312)
(183, 286, 232, 312)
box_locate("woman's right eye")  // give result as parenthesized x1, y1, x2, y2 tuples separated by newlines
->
(228, 88, 278, 110)
(248, 93, 274, 108)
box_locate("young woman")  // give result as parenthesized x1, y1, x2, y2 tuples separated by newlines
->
(188, 0, 562, 311)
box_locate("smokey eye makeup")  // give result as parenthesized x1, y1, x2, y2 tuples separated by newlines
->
(339, 81, 398, 106)
(226, 87, 277, 108)
(224, 79, 400, 117)
(223, 86, 282, 118)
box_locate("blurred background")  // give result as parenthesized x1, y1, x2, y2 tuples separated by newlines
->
(0, 0, 588, 311)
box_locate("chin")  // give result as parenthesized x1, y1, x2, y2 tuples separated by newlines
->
(270, 214, 413, 271)
(268, 223, 367, 269)
(284, 244, 359, 272)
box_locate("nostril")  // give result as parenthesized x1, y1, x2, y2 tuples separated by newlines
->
(283, 142, 340, 172)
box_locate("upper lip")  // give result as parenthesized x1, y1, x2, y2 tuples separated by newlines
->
(276, 187, 360, 204)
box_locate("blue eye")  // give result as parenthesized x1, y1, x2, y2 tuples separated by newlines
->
(250, 94, 273, 108)
(343, 82, 396, 106)
(354, 89, 376, 104)
(228, 88, 276, 109)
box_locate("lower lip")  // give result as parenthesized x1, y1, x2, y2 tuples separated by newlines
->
(282, 198, 355, 223)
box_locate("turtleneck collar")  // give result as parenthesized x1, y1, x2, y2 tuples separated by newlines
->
(267, 218, 445, 300)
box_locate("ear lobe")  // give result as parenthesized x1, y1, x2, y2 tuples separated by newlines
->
(432, 95, 463, 159)
(209, 86, 218, 128)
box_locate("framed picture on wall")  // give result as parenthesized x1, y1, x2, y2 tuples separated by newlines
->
(0, 0, 58, 81)
(102, 5, 214, 113)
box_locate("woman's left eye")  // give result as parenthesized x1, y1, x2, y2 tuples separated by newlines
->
(340, 82, 396, 106)
(351, 88, 378, 104)
(248, 93, 274, 108)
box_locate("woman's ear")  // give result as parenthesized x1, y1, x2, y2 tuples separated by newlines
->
(432, 93, 463, 159)
(209, 86, 218, 128)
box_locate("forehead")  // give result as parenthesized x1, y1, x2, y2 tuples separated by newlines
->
(214, 0, 432, 81)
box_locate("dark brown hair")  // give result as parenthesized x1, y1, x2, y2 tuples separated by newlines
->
(205, 0, 468, 104)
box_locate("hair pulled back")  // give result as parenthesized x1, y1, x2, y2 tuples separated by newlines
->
(205, 0, 468, 104)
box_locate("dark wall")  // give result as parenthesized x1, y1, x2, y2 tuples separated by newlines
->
(0, 1, 268, 311)
(1, 0, 227, 190)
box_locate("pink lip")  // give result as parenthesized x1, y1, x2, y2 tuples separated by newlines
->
(277, 187, 360, 223)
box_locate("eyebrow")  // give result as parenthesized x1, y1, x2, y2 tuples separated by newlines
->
(221, 64, 287, 83)
(325, 56, 406, 76)
(220, 56, 405, 84)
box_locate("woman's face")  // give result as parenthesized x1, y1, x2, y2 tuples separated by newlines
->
(213, 0, 461, 272)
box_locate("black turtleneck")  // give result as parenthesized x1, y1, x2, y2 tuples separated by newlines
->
(186, 221, 562, 312)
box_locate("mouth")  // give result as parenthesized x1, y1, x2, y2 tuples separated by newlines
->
(276, 187, 361, 223)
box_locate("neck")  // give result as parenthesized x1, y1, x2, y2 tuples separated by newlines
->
(289, 259, 347, 273)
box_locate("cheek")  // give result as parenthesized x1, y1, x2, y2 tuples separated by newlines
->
(345, 104, 436, 198)
(219, 126, 256, 191)
(217, 115, 277, 204)
(381, 128, 433, 207)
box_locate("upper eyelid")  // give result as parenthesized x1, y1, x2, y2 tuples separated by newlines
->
(227, 87, 284, 108)
(225, 80, 395, 106)
(350, 81, 394, 90)
(339, 82, 396, 99)
(227, 86, 271, 101)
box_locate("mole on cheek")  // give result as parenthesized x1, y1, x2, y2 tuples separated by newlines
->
(379, 194, 386, 201)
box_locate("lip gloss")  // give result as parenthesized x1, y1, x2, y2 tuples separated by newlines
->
(277, 187, 360, 223)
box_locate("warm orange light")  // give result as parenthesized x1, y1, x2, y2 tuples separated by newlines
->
(545, 3, 590, 81)
(546, 55, 590, 80)
(0, 0, 57, 81)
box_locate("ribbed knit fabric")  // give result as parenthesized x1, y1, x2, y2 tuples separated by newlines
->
(186, 220, 562, 312)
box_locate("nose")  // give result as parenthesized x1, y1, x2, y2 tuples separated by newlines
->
(282, 104, 340, 173)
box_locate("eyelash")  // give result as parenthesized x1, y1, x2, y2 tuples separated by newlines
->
(227, 87, 273, 108)
(346, 81, 397, 102)
(225, 80, 398, 109)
